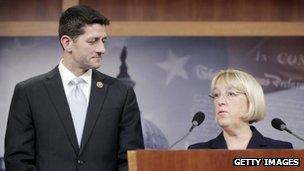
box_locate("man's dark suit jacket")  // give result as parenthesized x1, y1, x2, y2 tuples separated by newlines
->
(188, 126, 293, 149)
(5, 67, 144, 171)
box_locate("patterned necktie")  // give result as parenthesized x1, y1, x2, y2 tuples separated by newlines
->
(67, 77, 88, 146)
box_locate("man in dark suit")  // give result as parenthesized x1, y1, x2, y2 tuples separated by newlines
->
(4, 5, 144, 171)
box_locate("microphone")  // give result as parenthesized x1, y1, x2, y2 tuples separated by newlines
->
(189, 112, 205, 132)
(271, 118, 304, 142)
(169, 112, 205, 149)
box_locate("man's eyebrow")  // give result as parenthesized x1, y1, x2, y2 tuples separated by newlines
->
(87, 36, 101, 40)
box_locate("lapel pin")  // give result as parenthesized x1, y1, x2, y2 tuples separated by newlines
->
(96, 81, 103, 88)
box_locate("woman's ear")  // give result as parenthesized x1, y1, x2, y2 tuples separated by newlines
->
(60, 35, 73, 52)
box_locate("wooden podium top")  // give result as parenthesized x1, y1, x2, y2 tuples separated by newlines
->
(128, 149, 304, 171)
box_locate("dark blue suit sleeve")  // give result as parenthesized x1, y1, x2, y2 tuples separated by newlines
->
(118, 87, 144, 170)
(5, 83, 37, 171)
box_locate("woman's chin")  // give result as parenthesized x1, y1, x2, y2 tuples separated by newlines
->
(217, 118, 231, 128)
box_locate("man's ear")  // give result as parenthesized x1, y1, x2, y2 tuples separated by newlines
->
(60, 35, 73, 52)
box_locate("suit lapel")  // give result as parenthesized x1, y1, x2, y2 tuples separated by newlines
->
(211, 132, 227, 149)
(44, 67, 79, 154)
(247, 126, 267, 148)
(79, 70, 108, 154)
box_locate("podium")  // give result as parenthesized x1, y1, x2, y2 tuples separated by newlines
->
(128, 149, 304, 171)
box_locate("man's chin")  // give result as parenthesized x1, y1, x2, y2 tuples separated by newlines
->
(92, 58, 102, 67)
(83, 63, 101, 70)
(91, 63, 101, 69)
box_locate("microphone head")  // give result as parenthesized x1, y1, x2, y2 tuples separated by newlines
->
(192, 112, 205, 126)
(271, 118, 286, 131)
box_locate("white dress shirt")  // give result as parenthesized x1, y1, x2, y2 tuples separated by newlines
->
(58, 59, 92, 106)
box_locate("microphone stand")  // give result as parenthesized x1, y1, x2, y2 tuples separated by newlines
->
(286, 129, 304, 142)
(169, 126, 195, 149)
(169, 112, 204, 149)
(169, 131, 191, 149)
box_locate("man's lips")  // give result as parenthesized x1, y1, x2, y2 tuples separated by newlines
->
(91, 56, 102, 61)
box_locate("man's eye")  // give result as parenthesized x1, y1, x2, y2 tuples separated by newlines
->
(88, 40, 96, 44)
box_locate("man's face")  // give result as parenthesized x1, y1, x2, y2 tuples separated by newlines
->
(70, 24, 107, 70)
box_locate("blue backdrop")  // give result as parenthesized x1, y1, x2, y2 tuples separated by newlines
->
(1, 37, 303, 162)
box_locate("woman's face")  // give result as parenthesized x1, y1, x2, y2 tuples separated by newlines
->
(212, 78, 249, 128)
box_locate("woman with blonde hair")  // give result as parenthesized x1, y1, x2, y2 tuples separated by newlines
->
(189, 69, 292, 149)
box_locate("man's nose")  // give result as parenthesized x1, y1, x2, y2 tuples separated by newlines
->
(95, 41, 106, 54)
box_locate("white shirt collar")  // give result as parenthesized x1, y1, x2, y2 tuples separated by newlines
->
(58, 59, 92, 86)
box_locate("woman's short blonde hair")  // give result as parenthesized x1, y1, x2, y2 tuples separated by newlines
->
(211, 68, 265, 123)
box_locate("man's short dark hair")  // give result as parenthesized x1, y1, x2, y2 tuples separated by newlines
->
(59, 5, 110, 40)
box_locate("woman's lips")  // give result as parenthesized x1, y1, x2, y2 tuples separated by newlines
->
(217, 110, 228, 117)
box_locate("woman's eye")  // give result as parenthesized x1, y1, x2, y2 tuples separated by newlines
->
(213, 93, 219, 98)
(228, 92, 236, 97)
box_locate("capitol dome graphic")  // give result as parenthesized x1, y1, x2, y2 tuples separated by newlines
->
(116, 46, 169, 149)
